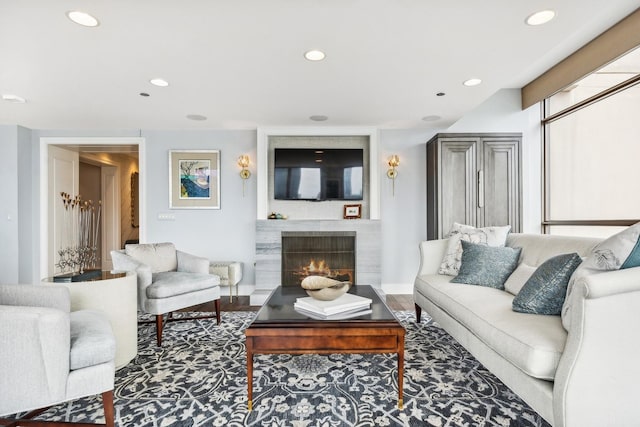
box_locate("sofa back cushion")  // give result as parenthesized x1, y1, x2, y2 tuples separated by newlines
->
(506, 234, 600, 267)
(125, 242, 178, 273)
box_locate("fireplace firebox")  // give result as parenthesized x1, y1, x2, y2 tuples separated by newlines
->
(281, 231, 356, 287)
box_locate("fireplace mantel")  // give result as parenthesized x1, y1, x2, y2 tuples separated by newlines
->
(252, 219, 381, 305)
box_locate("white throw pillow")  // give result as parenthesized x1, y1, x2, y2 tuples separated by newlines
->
(504, 263, 536, 295)
(561, 221, 640, 330)
(438, 223, 512, 276)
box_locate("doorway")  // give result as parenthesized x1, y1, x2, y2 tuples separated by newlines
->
(39, 137, 146, 279)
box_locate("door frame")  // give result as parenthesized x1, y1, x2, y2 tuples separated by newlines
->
(39, 137, 146, 280)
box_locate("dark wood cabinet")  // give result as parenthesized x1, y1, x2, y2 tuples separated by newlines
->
(427, 133, 521, 239)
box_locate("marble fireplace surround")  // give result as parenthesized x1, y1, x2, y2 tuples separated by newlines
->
(252, 219, 381, 305)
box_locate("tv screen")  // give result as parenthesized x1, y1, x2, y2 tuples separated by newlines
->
(274, 148, 364, 201)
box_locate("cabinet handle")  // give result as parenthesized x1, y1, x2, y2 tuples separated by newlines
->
(478, 170, 484, 208)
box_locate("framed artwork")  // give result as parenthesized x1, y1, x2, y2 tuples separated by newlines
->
(169, 150, 221, 209)
(343, 204, 362, 219)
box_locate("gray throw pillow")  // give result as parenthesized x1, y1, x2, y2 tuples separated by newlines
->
(513, 253, 582, 315)
(451, 241, 521, 289)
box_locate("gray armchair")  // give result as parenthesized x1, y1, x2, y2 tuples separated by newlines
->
(111, 242, 221, 346)
(0, 284, 116, 426)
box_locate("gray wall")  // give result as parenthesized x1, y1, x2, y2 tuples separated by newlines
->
(3, 88, 541, 293)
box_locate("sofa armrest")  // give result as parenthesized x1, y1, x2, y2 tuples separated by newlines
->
(580, 266, 640, 299)
(176, 250, 210, 274)
(0, 284, 70, 312)
(0, 305, 70, 415)
(111, 250, 152, 310)
(553, 266, 640, 427)
(416, 239, 449, 276)
(209, 261, 243, 286)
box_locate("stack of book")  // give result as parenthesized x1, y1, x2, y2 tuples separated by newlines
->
(294, 293, 372, 320)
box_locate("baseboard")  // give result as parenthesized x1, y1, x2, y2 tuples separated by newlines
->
(381, 282, 413, 295)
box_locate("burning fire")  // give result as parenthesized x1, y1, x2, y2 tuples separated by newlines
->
(294, 259, 352, 283)
(306, 259, 329, 275)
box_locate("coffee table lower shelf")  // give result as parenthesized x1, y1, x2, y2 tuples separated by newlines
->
(245, 322, 405, 410)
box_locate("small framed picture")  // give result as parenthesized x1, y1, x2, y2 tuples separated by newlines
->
(169, 150, 221, 209)
(343, 204, 362, 219)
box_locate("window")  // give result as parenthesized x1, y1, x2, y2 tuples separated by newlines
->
(543, 47, 640, 237)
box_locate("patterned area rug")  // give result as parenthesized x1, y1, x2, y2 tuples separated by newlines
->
(28, 311, 550, 426)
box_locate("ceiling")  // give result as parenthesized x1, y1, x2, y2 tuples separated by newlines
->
(1, 1, 639, 131)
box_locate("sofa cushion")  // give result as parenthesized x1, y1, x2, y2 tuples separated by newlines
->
(504, 263, 536, 295)
(126, 242, 178, 273)
(513, 253, 582, 315)
(147, 272, 219, 299)
(69, 310, 116, 370)
(451, 241, 521, 289)
(415, 273, 567, 380)
(438, 223, 511, 276)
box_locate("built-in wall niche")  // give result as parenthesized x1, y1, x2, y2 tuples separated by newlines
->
(256, 128, 380, 220)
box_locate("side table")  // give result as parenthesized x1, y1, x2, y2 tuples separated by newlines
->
(43, 271, 137, 369)
(209, 261, 242, 302)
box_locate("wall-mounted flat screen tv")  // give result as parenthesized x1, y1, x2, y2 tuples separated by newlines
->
(274, 148, 364, 201)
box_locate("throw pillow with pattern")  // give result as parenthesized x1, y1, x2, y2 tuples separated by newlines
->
(438, 223, 512, 276)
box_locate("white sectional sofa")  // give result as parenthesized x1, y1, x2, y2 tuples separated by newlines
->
(413, 233, 640, 427)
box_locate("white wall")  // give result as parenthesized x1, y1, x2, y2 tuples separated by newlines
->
(0, 126, 20, 283)
(9, 89, 539, 293)
(378, 89, 542, 294)
(449, 88, 542, 234)
(140, 130, 257, 292)
(18, 126, 34, 282)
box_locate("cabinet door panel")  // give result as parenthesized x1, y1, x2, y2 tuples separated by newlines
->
(481, 139, 520, 231)
(439, 140, 477, 237)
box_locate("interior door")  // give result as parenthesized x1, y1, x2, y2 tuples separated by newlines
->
(101, 165, 120, 270)
(48, 146, 79, 277)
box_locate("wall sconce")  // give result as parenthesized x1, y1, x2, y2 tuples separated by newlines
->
(238, 154, 251, 196)
(387, 154, 400, 196)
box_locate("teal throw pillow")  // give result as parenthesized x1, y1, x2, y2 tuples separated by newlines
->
(513, 253, 582, 315)
(451, 240, 521, 289)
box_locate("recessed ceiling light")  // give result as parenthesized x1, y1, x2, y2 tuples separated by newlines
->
(309, 115, 328, 121)
(304, 50, 326, 61)
(463, 78, 482, 87)
(525, 10, 556, 26)
(2, 94, 27, 103)
(149, 78, 169, 87)
(422, 115, 441, 122)
(436, 92, 446, 97)
(139, 92, 150, 97)
(66, 10, 100, 27)
(186, 114, 207, 121)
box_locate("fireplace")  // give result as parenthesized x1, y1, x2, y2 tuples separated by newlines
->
(281, 231, 356, 287)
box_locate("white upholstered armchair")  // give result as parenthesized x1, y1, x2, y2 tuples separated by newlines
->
(111, 242, 221, 346)
(0, 284, 116, 426)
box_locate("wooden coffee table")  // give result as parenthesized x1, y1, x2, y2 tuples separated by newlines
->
(245, 285, 405, 410)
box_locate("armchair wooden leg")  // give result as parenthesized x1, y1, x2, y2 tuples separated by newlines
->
(155, 315, 163, 346)
(415, 303, 422, 322)
(214, 299, 221, 325)
(102, 390, 115, 427)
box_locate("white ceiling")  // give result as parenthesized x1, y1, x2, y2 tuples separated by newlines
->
(1, 1, 638, 131)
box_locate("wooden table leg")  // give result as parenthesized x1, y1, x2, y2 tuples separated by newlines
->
(397, 332, 405, 409)
(246, 336, 253, 411)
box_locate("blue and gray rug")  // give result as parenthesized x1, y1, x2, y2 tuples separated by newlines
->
(29, 311, 550, 426)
